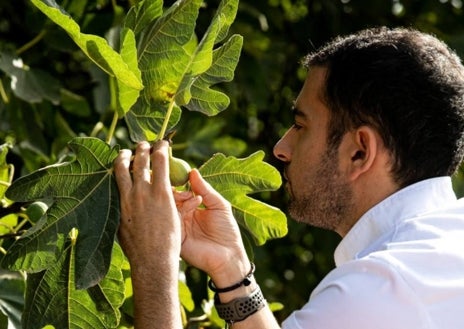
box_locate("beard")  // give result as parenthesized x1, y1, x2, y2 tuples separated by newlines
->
(287, 148, 354, 232)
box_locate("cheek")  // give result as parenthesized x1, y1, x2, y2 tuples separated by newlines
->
(288, 156, 312, 187)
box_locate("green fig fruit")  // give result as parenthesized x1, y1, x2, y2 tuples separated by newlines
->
(26, 201, 48, 223)
(169, 148, 191, 186)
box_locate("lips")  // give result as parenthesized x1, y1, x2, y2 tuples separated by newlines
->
(282, 168, 292, 194)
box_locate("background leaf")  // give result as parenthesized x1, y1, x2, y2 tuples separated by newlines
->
(199, 151, 287, 245)
(0, 51, 61, 105)
(2, 137, 120, 289)
(0, 144, 12, 201)
(0, 271, 24, 329)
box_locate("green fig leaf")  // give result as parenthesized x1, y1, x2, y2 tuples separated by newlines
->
(123, 0, 163, 36)
(137, 0, 203, 103)
(30, 0, 143, 91)
(116, 27, 142, 116)
(183, 34, 243, 115)
(22, 233, 125, 329)
(176, 0, 242, 113)
(199, 151, 287, 245)
(125, 0, 242, 141)
(125, 97, 182, 142)
(2, 137, 120, 289)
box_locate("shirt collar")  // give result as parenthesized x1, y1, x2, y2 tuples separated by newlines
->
(334, 176, 457, 266)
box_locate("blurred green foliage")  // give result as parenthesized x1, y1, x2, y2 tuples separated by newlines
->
(1, 0, 464, 324)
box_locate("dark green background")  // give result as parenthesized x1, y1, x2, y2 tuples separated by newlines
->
(1, 0, 464, 323)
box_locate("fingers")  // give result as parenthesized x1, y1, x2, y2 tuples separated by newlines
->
(114, 148, 133, 201)
(132, 142, 151, 184)
(150, 140, 170, 192)
(114, 141, 172, 202)
(175, 191, 202, 215)
(189, 169, 229, 210)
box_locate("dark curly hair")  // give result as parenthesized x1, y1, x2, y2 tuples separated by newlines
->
(305, 27, 464, 187)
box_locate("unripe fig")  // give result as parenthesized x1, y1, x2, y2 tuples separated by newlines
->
(26, 201, 48, 223)
(169, 147, 191, 186)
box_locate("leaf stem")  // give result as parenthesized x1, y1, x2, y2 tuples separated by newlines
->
(106, 112, 119, 144)
(0, 79, 9, 103)
(171, 142, 189, 150)
(90, 121, 104, 138)
(0, 180, 10, 188)
(16, 30, 47, 55)
(70, 228, 78, 246)
(156, 98, 176, 142)
(14, 216, 29, 233)
(0, 164, 14, 188)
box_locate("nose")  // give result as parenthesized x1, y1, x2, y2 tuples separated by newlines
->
(273, 128, 292, 163)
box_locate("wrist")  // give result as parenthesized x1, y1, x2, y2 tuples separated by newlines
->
(209, 261, 258, 304)
(210, 263, 267, 325)
(208, 252, 251, 288)
(209, 263, 255, 293)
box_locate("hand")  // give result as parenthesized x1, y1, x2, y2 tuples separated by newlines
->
(114, 140, 181, 268)
(175, 169, 251, 286)
(114, 141, 185, 328)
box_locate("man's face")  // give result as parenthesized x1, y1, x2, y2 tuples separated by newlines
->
(273, 67, 353, 233)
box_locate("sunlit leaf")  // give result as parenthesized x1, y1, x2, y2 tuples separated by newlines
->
(199, 152, 287, 245)
(123, 0, 163, 35)
(214, 0, 240, 43)
(137, 0, 202, 103)
(30, 0, 143, 91)
(183, 34, 243, 115)
(179, 280, 194, 312)
(176, 0, 242, 113)
(0, 214, 18, 237)
(116, 28, 142, 116)
(125, 0, 242, 141)
(2, 137, 120, 289)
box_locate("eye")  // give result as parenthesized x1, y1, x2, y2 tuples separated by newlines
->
(292, 123, 303, 130)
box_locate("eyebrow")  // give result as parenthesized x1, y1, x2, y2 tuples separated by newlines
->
(291, 101, 306, 118)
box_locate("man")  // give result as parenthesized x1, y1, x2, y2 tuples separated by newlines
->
(114, 27, 464, 328)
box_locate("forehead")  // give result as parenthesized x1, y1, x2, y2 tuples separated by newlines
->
(294, 66, 329, 118)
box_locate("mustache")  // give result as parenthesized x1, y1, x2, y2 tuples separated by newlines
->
(283, 166, 289, 181)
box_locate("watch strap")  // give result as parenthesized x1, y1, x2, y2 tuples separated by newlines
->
(214, 286, 266, 324)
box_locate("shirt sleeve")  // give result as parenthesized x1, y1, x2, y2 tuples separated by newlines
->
(281, 258, 432, 329)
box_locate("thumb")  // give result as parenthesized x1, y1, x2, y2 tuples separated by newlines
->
(189, 169, 229, 210)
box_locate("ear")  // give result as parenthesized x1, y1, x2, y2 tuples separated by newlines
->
(339, 126, 380, 181)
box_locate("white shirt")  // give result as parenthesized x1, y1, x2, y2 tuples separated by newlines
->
(282, 177, 464, 329)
